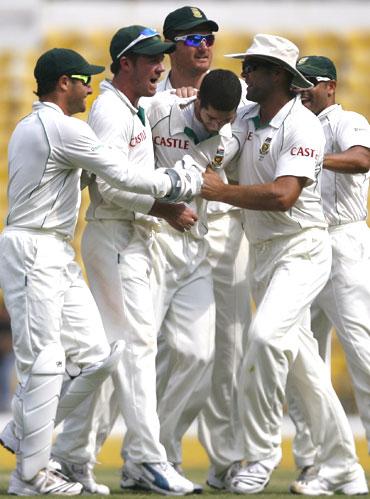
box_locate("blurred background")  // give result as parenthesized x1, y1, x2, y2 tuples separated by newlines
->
(0, 0, 369, 426)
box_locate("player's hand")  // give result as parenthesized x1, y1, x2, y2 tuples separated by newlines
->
(158, 155, 203, 203)
(150, 201, 198, 232)
(171, 87, 198, 98)
(201, 166, 226, 201)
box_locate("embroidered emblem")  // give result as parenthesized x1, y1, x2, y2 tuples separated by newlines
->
(259, 137, 272, 160)
(211, 145, 225, 170)
(191, 7, 203, 18)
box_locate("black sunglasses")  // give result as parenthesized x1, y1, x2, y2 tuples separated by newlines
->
(304, 76, 332, 86)
(241, 61, 276, 75)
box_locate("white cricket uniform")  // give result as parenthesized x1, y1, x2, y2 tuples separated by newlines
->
(289, 104, 370, 465)
(236, 96, 361, 484)
(156, 75, 252, 473)
(0, 100, 172, 478)
(51, 80, 167, 465)
(146, 92, 249, 465)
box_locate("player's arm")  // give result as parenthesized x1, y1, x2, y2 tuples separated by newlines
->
(201, 167, 306, 211)
(324, 145, 370, 174)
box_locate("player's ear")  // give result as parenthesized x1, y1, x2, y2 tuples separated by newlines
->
(327, 80, 336, 96)
(58, 75, 70, 92)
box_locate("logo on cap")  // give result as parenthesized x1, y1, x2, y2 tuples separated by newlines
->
(297, 57, 308, 65)
(191, 7, 203, 18)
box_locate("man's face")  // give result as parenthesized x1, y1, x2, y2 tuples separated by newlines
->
(65, 75, 93, 115)
(169, 26, 215, 76)
(294, 78, 336, 115)
(129, 54, 166, 97)
(241, 58, 279, 103)
(197, 103, 236, 133)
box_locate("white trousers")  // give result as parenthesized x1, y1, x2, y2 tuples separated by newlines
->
(153, 223, 215, 464)
(290, 221, 370, 466)
(0, 228, 111, 474)
(197, 210, 251, 475)
(239, 227, 360, 483)
(0, 228, 110, 382)
(52, 219, 167, 464)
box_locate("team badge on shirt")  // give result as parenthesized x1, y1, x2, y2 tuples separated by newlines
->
(211, 145, 225, 170)
(259, 137, 272, 160)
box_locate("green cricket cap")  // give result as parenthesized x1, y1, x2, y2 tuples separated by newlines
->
(296, 55, 337, 80)
(34, 48, 105, 82)
(163, 6, 219, 40)
(110, 25, 175, 60)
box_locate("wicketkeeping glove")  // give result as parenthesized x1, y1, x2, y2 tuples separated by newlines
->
(159, 155, 203, 203)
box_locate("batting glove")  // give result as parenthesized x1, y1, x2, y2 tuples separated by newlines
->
(158, 155, 203, 203)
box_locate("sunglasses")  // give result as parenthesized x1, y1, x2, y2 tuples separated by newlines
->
(241, 61, 275, 75)
(305, 76, 332, 86)
(116, 27, 159, 59)
(69, 74, 91, 86)
(173, 34, 215, 47)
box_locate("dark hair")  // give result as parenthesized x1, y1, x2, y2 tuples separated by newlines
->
(198, 69, 241, 111)
(34, 79, 59, 97)
(110, 53, 140, 75)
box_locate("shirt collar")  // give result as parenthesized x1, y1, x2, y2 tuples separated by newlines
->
(317, 103, 341, 120)
(100, 79, 140, 115)
(243, 96, 300, 130)
(33, 101, 64, 114)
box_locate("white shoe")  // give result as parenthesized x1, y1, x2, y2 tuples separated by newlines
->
(172, 463, 203, 494)
(58, 461, 110, 495)
(207, 462, 242, 490)
(124, 461, 194, 495)
(289, 468, 369, 496)
(120, 467, 149, 491)
(289, 465, 317, 493)
(230, 461, 272, 494)
(8, 468, 83, 496)
(0, 420, 18, 454)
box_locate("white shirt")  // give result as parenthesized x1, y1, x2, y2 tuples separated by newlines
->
(86, 80, 157, 222)
(154, 72, 250, 215)
(239, 96, 327, 244)
(318, 104, 370, 225)
(147, 92, 248, 237)
(6, 101, 169, 238)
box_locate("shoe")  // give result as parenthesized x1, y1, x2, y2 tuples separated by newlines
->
(290, 465, 317, 493)
(123, 460, 194, 495)
(8, 468, 83, 496)
(289, 468, 369, 496)
(120, 467, 149, 491)
(0, 420, 18, 454)
(58, 461, 110, 495)
(207, 462, 242, 490)
(172, 463, 203, 494)
(230, 462, 272, 494)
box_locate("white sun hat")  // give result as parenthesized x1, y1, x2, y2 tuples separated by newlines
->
(225, 33, 313, 89)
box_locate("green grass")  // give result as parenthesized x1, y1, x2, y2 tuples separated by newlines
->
(0, 468, 342, 498)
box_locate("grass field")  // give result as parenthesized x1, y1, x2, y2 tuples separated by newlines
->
(0, 436, 369, 497)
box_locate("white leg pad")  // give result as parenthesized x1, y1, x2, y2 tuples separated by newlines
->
(55, 340, 124, 425)
(15, 343, 65, 481)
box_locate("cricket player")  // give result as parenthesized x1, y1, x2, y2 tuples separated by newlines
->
(48, 27, 199, 496)
(145, 69, 249, 490)
(0, 47, 202, 496)
(200, 34, 368, 495)
(286, 55, 370, 493)
(158, 7, 252, 487)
